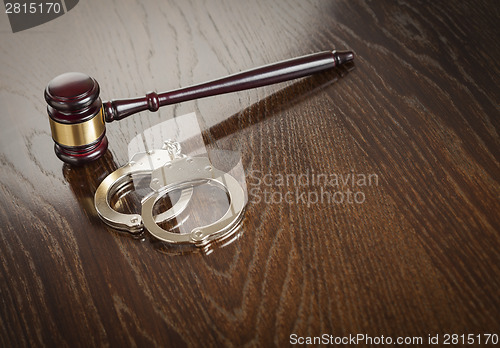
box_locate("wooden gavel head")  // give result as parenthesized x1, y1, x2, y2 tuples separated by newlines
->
(45, 50, 354, 165)
(45, 72, 108, 165)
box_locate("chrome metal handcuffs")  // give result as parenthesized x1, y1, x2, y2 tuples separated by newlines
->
(94, 140, 246, 246)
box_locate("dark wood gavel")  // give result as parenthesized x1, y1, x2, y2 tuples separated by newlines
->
(45, 50, 354, 165)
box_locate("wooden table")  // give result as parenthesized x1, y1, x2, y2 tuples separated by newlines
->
(1, 0, 499, 346)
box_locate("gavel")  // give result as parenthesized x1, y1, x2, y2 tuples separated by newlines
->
(45, 50, 354, 165)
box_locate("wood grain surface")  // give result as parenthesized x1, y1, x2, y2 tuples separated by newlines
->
(1, 0, 499, 346)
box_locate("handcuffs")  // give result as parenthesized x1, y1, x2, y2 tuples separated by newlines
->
(94, 140, 246, 247)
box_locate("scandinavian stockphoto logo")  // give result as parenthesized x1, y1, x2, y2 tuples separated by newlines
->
(4, 0, 79, 32)
(248, 169, 379, 206)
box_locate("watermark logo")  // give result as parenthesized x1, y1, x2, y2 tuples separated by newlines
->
(4, 0, 79, 33)
(248, 169, 379, 206)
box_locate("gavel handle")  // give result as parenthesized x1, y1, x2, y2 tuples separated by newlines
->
(103, 50, 353, 122)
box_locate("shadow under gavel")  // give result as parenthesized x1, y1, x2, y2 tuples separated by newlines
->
(45, 50, 354, 165)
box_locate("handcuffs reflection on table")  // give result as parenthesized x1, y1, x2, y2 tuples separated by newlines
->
(94, 139, 246, 248)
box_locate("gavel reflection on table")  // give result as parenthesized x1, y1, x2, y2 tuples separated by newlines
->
(45, 50, 354, 165)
